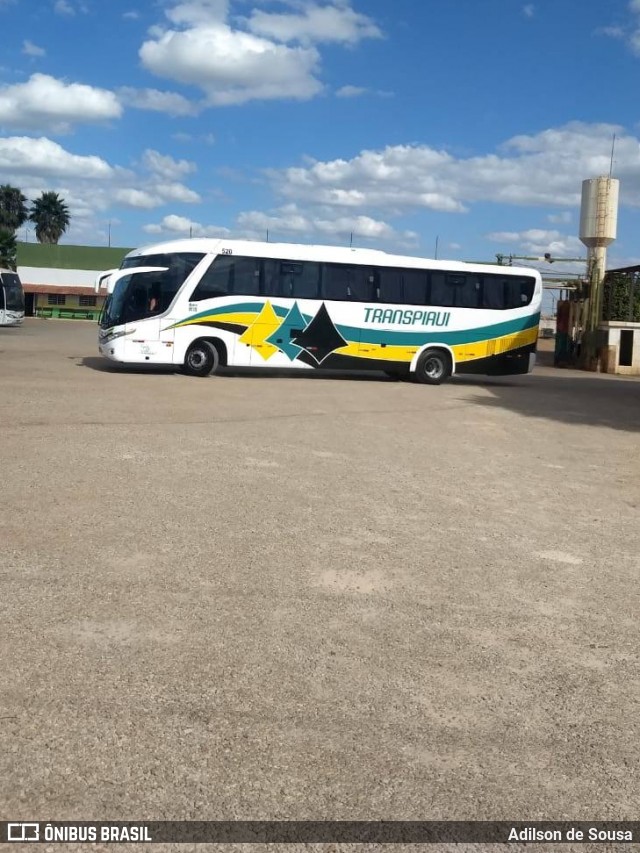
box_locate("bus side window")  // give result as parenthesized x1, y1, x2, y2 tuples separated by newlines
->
(430, 272, 455, 307)
(261, 259, 283, 297)
(482, 274, 506, 310)
(448, 273, 480, 308)
(504, 276, 534, 309)
(378, 268, 403, 304)
(229, 257, 260, 296)
(288, 262, 320, 299)
(321, 264, 351, 301)
(518, 277, 535, 306)
(349, 267, 376, 302)
(190, 256, 233, 300)
(402, 269, 429, 305)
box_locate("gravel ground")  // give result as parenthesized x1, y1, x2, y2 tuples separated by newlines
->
(1, 320, 639, 850)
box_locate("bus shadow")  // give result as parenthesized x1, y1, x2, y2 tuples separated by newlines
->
(76, 357, 400, 382)
(466, 370, 640, 433)
(220, 368, 395, 382)
(75, 357, 175, 375)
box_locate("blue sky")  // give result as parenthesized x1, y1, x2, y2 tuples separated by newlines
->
(1, 0, 640, 277)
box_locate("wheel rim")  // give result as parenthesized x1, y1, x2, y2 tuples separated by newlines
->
(189, 349, 207, 369)
(423, 357, 444, 379)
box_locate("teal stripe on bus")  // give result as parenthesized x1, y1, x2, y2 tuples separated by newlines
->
(177, 302, 290, 324)
(174, 302, 540, 346)
(337, 312, 541, 346)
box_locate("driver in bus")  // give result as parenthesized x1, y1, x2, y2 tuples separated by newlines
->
(148, 283, 161, 314)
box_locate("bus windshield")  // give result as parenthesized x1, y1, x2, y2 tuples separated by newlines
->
(1, 273, 24, 311)
(99, 252, 205, 328)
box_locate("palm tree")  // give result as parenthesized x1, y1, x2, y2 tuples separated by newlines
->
(0, 228, 17, 270)
(30, 191, 70, 244)
(0, 185, 29, 232)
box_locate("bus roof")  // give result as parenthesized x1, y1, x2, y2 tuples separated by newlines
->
(125, 238, 539, 278)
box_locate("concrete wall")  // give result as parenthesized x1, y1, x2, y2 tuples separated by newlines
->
(19, 266, 98, 288)
(35, 292, 105, 320)
(598, 321, 640, 375)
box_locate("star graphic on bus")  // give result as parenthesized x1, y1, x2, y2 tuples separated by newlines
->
(291, 303, 347, 364)
(265, 301, 307, 361)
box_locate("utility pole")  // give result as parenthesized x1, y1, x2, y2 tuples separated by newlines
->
(108, 221, 111, 247)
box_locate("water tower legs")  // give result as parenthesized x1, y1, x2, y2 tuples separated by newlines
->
(579, 247, 607, 370)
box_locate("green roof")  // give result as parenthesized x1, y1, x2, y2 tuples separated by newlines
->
(16, 242, 134, 271)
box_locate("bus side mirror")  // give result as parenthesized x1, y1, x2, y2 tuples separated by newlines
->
(95, 268, 119, 294)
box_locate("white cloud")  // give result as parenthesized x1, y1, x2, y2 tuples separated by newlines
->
(0, 74, 121, 132)
(139, 0, 381, 106)
(548, 211, 572, 224)
(630, 29, 640, 53)
(335, 84, 392, 98)
(153, 182, 201, 203)
(486, 228, 585, 258)
(266, 122, 640, 220)
(246, 2, 382, 45)
(140, 21, 323, 105)
(0, 134, 202, 241)
(0, 136, 114, 180)
(236, 203, 417, 246)
(143, 213, 231, 237)
(114, 188, 160, 210)
(336, 85, 366, 98)
(54, 0, 75, 14)
(113, 147, 202, 207)
(522, 4, 535, 18)
(123, 9, 140, 19)
(22, 40, 46, 57)
(172, 131, 216, 144)
(142, 148, 196, 180)
(166, 0, 229, 26)
(597, 1, 640, 53)
(598, 25, 625, 39)
(118, 86, 199, 116)
(114, 184, 201, 209)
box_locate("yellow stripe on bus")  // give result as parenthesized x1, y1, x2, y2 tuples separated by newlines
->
(335, 326, 538, 364)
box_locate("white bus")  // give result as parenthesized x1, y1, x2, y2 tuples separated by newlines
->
(97, 239, 542, 384)
(0, 269, 25, 327)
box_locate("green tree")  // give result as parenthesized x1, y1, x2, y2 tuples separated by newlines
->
(0, 184, 29, 232)
(0, 228, 17, 270)
(30, 191, 70, 244)
(602, 272, 640, 322)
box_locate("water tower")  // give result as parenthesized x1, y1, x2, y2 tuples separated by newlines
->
(579, 176, 619, 279)
(578, 176, 619, 366)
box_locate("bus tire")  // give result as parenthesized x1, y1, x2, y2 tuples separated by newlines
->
(414, 348, 452, 385)
(183, 340, 219, 377)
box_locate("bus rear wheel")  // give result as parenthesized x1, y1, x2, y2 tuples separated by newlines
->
(414, 349, 451, 385)
(183, 340, 219, 377)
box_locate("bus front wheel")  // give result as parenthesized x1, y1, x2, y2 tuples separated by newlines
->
(414, 349, 452, 385)
(183, 340, 219, 377)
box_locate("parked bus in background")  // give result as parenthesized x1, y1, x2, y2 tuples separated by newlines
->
(0, 269, 25, 327)
(97, 239, 542, 384)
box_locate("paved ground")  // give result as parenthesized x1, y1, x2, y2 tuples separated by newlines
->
(1, 320, 639, 850)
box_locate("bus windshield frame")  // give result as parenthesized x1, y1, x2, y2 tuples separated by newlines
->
(99, 251, 206, 329)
